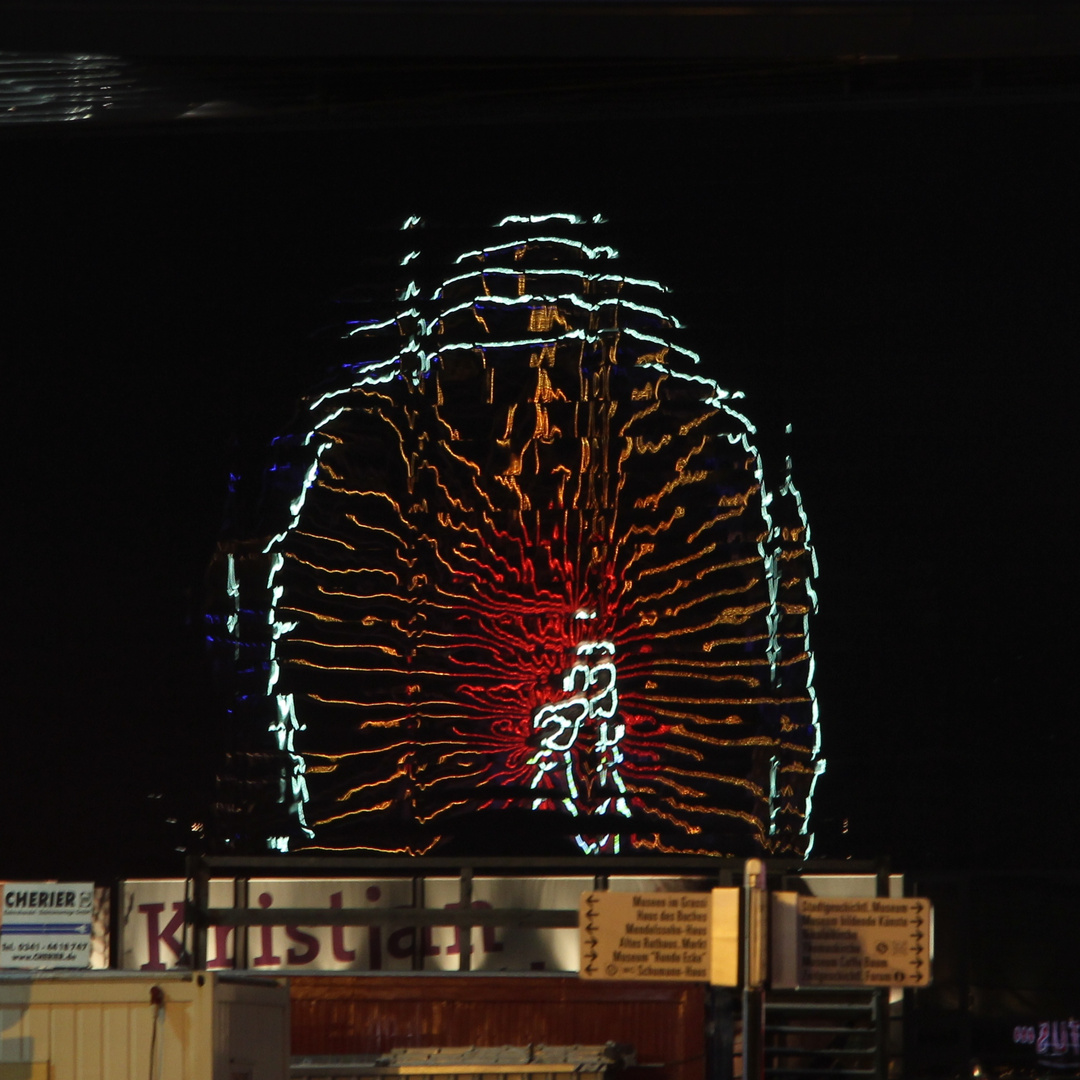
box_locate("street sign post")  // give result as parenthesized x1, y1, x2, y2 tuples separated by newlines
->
(576, 882, 930, 991)
(796, 895, 932, 988)
(579, 890, 737, 982)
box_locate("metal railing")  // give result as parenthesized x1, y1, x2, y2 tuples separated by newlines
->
(762, 992, 887, 1080)
(182, 854, 887, 973)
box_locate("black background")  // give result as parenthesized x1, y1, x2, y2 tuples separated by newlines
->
(3, 44, 1079, 882)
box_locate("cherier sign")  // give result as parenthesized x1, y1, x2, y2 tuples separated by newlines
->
(1, 883, 93, 969)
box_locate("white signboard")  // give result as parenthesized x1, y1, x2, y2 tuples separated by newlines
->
(1, 883, 94, 969)
(796, 895, 932, 987)
(120, 875, 703, 973)
(579, 890, 723, 982)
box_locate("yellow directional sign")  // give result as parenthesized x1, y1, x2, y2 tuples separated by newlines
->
(797, 896, 932, 988)
(579, 890, 737, 983)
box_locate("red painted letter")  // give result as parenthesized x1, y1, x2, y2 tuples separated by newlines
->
(139, 902, 185, 971)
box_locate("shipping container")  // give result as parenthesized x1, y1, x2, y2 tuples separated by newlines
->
(0, 971, 288, 1080)
(289, 976, 705, 1080)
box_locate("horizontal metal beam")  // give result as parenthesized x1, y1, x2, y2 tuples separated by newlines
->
(766, 1026, 876, 1036)
(192, 854, 880, 876)
(194, 906, 580, 929)
(765, 1002, 876, 1013)
(765, 1047, 875, 1057)
(198, 854, 741, 873)
(764, 1071, 877, 1078)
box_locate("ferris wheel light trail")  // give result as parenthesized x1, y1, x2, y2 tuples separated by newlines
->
(209, 215, 824, 858)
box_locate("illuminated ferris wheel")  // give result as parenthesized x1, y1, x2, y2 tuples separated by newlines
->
(210, 214, 824, 858)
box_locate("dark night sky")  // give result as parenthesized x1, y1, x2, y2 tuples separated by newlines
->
(3, 59, 1079, 882)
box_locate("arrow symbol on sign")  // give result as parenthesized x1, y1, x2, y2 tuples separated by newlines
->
(911, 958, 923, 969)
(913, 902, 924, 913)
(910, 930, 924, 941)
(585, 963, 597, 975)
(911, 971, 924, 983)
(586, 922, 599, 933)
(584, 935, 598, 947)
(586, 895, 598, 906)
(911, 917, 924, 928)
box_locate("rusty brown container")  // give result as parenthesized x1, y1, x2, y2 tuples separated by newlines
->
(289, 977, 705, 1080)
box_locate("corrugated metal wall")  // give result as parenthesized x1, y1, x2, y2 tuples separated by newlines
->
(215, 978, 292, 1080)
(0, 974, 288, 1080)
(0, 976, 199, 1080)
(289, 977, 706, 1080)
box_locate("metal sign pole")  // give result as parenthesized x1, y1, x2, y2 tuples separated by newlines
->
(707, 987, 735, 1080)
(741, 858, 767, 1080)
